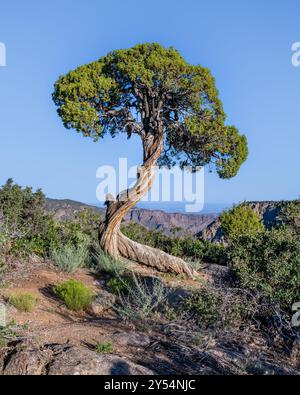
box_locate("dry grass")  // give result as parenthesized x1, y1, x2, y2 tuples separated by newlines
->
(9, 292, 39, 312)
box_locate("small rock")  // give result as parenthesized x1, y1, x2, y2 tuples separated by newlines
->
(112, 331, 151, 348)
(88, 289, 116, 315)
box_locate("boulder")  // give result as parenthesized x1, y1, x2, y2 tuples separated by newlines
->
(3, 344, 52, 375)
(88, 289, 116, 315)
(47, 345, 154, 375)
(1, 342, 154, 376)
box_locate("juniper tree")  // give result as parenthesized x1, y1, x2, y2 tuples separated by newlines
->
(53, 43, 248, 277)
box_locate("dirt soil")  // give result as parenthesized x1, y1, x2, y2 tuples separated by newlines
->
(0, 262, 207, 374)
(1, 266, 130, 344)
(0, 260, 298, 375)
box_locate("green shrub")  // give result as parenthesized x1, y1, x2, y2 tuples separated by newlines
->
(106, 277, 131, 295)
(91, 248, 127, 276)
(182, 237, 205, 260)
(278, 200, 300, 235)
(46, 220, 93, 251)
(0, 179, 46, 235)
(75, 209, 100, 240)
(0, 321, 17, 347)
(53, 279, 94, 311)
(202, 241, 227, 264)
(50, 242, 89, 273)
(185, 288, 221, 328)
(228, 228, 300, 307)
(0, 180, 69, 258)
(0, 179, 51, 258)
(0, 180, 100, 260)
(10, 235, 48, 258)
(9, 292, 39, 312)
(170, 239, 184, 257)
(94, 341, 113, 354)
(220, 204, 265, 241)
(222, 300, 252, 328)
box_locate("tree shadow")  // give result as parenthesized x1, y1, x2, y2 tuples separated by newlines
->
(38, 284, 86, 322)
(110, 360, 131, 375)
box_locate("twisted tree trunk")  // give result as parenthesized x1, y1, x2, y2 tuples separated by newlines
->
(99, 134, 195, 278)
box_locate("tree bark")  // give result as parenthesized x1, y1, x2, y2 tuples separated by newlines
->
(99, 132, 195, 279)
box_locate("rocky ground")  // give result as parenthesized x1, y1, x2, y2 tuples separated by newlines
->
(0, 258, 299, 376)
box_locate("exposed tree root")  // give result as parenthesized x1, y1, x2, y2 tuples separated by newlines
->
(118, 231, 195, 278)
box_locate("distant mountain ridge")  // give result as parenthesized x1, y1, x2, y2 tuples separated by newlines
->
(45, 198, 282, 241)
(45, 198, 217, 237)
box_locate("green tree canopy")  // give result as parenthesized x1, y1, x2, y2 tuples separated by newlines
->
(53, 43, 247, 177)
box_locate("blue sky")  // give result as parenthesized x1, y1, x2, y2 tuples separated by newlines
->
(0, 0, 299, 208)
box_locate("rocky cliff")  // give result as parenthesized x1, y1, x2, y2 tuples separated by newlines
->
(45, 198, 217, 237)
(200, 201, 281, 242)
(45, 198, 282, 241)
